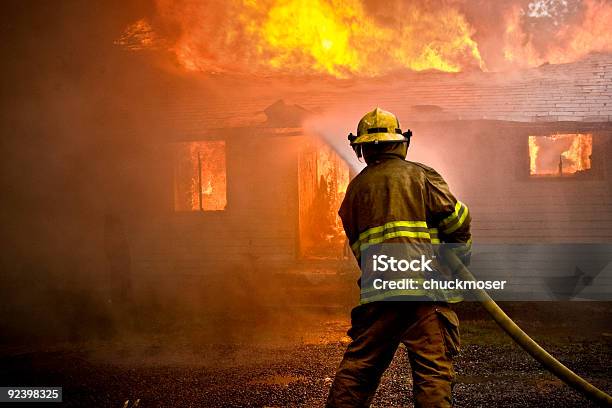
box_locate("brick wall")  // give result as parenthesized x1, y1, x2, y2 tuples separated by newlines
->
(410, 121, 612, 244)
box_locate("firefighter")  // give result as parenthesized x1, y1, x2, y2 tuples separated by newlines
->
(326, 108, 471, 408)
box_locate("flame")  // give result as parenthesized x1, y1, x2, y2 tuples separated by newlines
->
(174, 141, 227, 211)
(528, 134, 592, 176)
(202, 179, 213, 195)
(114, 19, 159, 50)
(122, 0, 485, 77)
(504, 0, 612, 67)
(299, 136, 349, 258)
(528, 136, 539, 174)
(561, 134, 593, 173)
(118, 0, 612, 75)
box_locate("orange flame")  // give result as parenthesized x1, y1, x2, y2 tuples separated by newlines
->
(114, 19, 159, 51)
(561, 134, 593, 173)
(298, 136, 349, 258)
(528, 136, 539, 175)
(123, 0, 485, 77)
(174, 141, 227, 211)
(528, 134, 592, 176)
(118, 0, 612, 75)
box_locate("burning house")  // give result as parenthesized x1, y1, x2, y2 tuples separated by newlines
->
(6, 0, 611, 316)
(3, 2, 612, 406)
(116, 52, 612, 302)
(97, 1, 612, 306)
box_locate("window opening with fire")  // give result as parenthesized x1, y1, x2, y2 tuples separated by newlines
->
(528, 133, 592, 177)
(298, 138, 350, 259)
(174, 141, 227, 211)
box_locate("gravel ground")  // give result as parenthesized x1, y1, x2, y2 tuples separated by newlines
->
(1, 326, 610, 408)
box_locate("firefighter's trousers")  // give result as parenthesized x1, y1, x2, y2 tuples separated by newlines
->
(326, 301, 460, 408)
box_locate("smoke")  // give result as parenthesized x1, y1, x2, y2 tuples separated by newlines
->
(1, 0, 610, 354)
(0, 1, 161, 344)
(302, 111, 366, 174)
(0, 1, 358, 347)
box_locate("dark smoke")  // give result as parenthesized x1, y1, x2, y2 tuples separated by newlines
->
(0, 1, 168, 343)
(0, 2, 354, 349)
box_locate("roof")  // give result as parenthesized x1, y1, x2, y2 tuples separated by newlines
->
(144, 52, 612, 138)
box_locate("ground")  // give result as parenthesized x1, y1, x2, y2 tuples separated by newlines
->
(1, 302, 610, 407)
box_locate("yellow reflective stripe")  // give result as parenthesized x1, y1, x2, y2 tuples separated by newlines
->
(361, 289, 464, 303)
(357, 220, 428, 241)
(352, 220, 430, 251)
(358, 231, 432, 251)
(439, 201, 468, 234)
(361, 278, 430, 300)
(361, 290, 429, 302)
(359, 273, 466, 304)
(429, 228, 440, 244)
(451, 238, 472, 251)
(452, 247, 471, 256)
(444, 204, 469, 234)
(360, 278, 427, 294)
(440, 201, 462, 227)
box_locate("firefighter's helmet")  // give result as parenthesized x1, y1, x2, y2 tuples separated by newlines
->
(348, 108, 411, 145)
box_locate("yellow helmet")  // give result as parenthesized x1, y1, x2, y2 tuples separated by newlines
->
(348, 107, 411, 145)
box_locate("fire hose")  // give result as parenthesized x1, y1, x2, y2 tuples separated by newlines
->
(440, 247, 612, 407)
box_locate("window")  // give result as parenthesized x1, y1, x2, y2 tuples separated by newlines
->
(174, 141, 227, 211)
(528, 133, 592, 177)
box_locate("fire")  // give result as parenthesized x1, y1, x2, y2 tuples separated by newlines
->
(528, 136, 539, 175)
(561, 134, 593, 172)
(299, 136, 349, 258)
(114, 19, 159, 51)
(118, 0, 612, 75)
(121, 0, 485, 77)
(174, 141, 227, 211)
(504, 0, 612, 67)
(202, 179, 213, 196)
(528, 134, 592, 176)
(255, 0, 484, 76)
